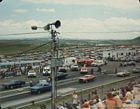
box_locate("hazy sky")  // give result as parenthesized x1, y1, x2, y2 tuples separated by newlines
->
(0, 0, 140, 40)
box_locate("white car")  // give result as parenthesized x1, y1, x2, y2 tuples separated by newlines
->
(116, 70, 131, 77)
(27, 70, 37, 77)
(42, 66, 51, 76)
(70, 64, 79, 71)
(91, 60, 105, 67)
(80, 67, 88, 74)
(58, 66, 68, 73)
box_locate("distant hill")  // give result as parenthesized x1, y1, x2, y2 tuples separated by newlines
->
(132, 36, 140, 41)
(130, 36, 140, 45)
(0, 37, 140, 55)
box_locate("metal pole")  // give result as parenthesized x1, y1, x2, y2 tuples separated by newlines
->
(51, 29, 57, 109)
(31, 20, 61, 109)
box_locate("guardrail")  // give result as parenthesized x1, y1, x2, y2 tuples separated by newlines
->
(12, 75, 140, 109)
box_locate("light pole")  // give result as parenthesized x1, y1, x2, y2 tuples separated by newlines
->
(31, 20, 61, 109)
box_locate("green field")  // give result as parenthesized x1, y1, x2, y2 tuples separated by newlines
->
(0, 37, 139, 55)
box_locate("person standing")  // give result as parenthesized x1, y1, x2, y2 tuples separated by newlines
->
(90, 68, 94, 75)
(98, 66, 102, 74)
(72, 91, 79, 107)
(30, 80, 33, 87)
(114, 68, 117, 74)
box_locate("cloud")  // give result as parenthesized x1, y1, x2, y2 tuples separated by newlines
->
(0, 17, 140, 39)
(22, 0, 140, 9)
(36, 8, 55, 13)
(14, 9, 28, 13)
(0, 19, 44, 34)
(60, 17, 140, 39)
(60, 17, 140, 32)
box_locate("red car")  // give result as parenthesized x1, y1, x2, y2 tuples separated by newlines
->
(80, 67, 88, 74)
(79, 75, 95, 83)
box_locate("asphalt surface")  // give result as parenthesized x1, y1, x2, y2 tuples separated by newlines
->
(0, 61, 139, 83)
(0, 61, 139, 95)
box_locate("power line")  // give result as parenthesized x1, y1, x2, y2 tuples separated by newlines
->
(6, 41, 51, 56)
(0, 30, 140, 36)
(21, 42, 51, 54)
(0, 31, 47, 36)
(61, 30, 140, 34)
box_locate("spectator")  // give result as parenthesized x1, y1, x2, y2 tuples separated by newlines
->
(82, 99, 90, 109)
(57, 104, 65, 109)
(119, 87, 126, 100)
(72, 91, 79, 107)
(76, 102, 81, 109)
(113, 92, 122, 109)
(125, 87, 134, 102)
(90, 90, 98, 100)
(95, 96, 105, 109)
(89, 99, 98, 109)
(104, 92, 117, 109)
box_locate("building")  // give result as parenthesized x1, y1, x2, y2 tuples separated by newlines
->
(102, 49, 136, 61)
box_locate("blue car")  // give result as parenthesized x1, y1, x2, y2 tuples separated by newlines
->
(4, 71, 16, 78)
(31, 82, 51, 94)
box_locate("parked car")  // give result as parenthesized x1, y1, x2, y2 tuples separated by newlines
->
(56, 72, 68, 80)
(80, 67, 88, 74)
(47, 72, 68, 81)
(91, 60, 105, 67)
(30, 82, 51, 94)
(27, 69, 37, 78)
(121, 61, 136, 67)
(116, 70, 131, 77)
(2, 80, 26, 89)
(79, 75, 95, 83)
(58, 66, 67, 73)
(132, 67, 140, 73)
(42, 66, 51, 76)
(70, 64, 79, 71)
(4, 71, 16, 78)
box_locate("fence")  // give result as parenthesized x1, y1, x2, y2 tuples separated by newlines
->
(5, 75, 140, 109)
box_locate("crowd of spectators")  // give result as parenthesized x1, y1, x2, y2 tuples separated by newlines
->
(57, 81, 140, 109)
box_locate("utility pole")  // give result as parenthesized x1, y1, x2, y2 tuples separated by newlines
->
(31, 20, 61, 109)
(50, 29, 57, 109)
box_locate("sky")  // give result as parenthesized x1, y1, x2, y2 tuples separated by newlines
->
(0, 0, 140, 40)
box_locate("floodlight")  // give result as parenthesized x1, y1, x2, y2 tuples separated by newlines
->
(31, 26, 38, 30)
(54, 20, 61, 28)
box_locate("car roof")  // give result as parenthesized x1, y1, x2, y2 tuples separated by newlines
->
(84, 75, 92, 76)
